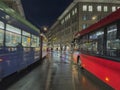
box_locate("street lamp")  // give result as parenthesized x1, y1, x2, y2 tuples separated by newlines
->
(43, 26, 47, 31)
(41, 26, 48, 33)
(40, 26, 48, 60)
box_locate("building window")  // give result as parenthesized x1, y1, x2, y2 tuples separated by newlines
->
(75, 8, 77, 13)
(88, 5, 93, 12)
(72, 10, 75, 15)
(68, 14, 70, 19)
(61, 19, 64, 24)
(83, 15, 87, 20)
(83, 5, 87, 11)
(82, 24, 87, 29)
(104, 6, 108, 12)
(112, 6, 116, 12)
(97, 6, 102, 12)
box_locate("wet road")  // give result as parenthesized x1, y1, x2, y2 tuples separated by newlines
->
(0, 51, 113, 90)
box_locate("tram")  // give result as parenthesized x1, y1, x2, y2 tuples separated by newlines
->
(72, 9, 120, 89)
(0, 2, 42, 80)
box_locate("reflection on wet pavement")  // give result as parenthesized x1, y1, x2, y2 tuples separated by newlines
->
(45, 51, 74, 90)
(3, 51, 113, 90)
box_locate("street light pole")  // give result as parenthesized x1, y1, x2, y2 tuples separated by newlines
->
(40, 26, 48, 60)
(40, 34, 43, 60)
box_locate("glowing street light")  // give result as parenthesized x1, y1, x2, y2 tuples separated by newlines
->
(92, 16, 97, 20)
(43, 26, 47, 31)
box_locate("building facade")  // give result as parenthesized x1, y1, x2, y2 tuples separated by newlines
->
(47, 0, 120, 51)
(2, 0, 25, 18)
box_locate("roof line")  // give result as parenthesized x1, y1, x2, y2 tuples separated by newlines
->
(58, 0, 120, 20)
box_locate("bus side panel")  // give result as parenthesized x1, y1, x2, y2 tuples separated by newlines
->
(80, 54, 120, 90)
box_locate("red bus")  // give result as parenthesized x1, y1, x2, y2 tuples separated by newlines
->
(73, 9, 120, 90)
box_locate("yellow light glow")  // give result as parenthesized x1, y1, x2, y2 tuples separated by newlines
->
(105, 77, 109, 82)
(27, 38, 30, 42)
(92, 16, 97, 20)
(83, 64, 85, 67)
(43, 27, 47, 31)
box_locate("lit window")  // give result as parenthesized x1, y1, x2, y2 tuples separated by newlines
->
(0, 29, 4, 47)
(82, 24, 87, 29)
(88, 5, 93, 12)
(36, 37, 39, 47)
(31, 35, 37, 47)
(6, 24, 21, 34)
(104, 6, 108, 12)
(0, 21, 4, 29)
(72, 10, 75, 15)
(83, 5, 87, 11)
(75, 8, 77, 13)
(6, 31, 21, 46)
(97, 6, 102, 12)
(22, 36, 30, 47)
(106, 24, 119, 57)
(112, 6, 116, 12)
(22, 31, 30, 37)
(22, 31, 31, 47)
(68, 14, 70, 19)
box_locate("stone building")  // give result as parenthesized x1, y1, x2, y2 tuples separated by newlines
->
(47, 0, 120, 50)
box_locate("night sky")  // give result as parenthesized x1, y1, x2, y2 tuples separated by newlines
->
(21, 0, 73, 28)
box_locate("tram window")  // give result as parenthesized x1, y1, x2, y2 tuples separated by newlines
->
(0, 21, 4, 29)
(22, 31, 31, 47)
(22, 31, 30, 37)
(6, 24, 21, 34)
(0, 29, 4, 46)
(36, 37, 40, 47)
(106, 24, 119, 57)
(31, 35, 37, 47)
(6, 31, 21, 46)
(22, 36, 31, 47)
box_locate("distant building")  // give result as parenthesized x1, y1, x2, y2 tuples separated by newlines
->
(47, 0, 120, 50)
(2, 0, 25, 18)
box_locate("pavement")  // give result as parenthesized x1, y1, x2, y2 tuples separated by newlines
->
(0, 50, 113, 90)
